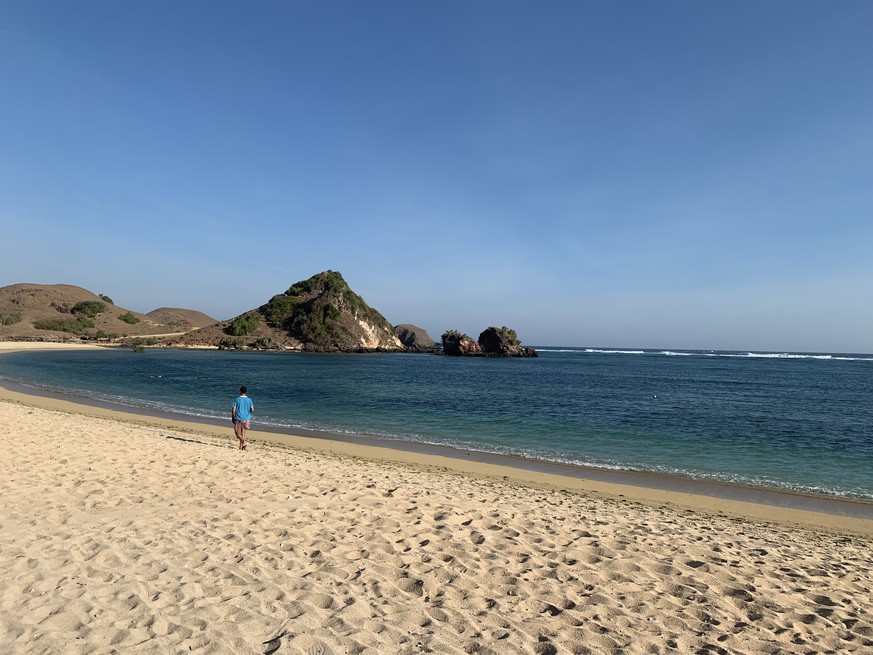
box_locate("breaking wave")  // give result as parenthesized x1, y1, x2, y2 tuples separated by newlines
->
(546, 348, 873, 362)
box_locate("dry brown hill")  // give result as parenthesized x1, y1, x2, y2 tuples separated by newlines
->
(146, 307, 217, 331)
(0, 283, 191, 340)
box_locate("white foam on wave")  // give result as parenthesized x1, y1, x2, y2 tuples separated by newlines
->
(741, 352, 873, 361)
(654, 350, 872, 362)
(542, 348, 872, 361)
(585, 349, 647, 355)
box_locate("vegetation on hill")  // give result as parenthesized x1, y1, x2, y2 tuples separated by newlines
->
(227, 312, 260, 336)
(177, 270, 403, 352)
(72, 301, 107, 318)
(282, 271, 395, 350)
(33, 318, 96, 333)
(263, 294, 299, 329)
(264, 270, 388, 331)
(261, 270, 398, 351)
(495, 326, 521, 347)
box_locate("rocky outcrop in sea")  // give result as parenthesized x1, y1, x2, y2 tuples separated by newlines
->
(441, 326, 537, 357)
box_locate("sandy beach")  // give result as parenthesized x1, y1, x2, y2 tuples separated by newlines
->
(2, 344, 872, 654)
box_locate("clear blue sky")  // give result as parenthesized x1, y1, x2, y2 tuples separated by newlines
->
(2, 2, 871, 352)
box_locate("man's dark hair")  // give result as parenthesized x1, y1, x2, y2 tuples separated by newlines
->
(240, 386, 247, 394)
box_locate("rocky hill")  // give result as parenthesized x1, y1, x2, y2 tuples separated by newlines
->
(0, 283, 186, 340)
(394, 324, 436, 351)
(171, 271, 404, 352)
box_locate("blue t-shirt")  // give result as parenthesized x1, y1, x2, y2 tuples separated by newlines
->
(232, 395, 253, 421)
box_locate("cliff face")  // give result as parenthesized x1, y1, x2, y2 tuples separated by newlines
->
(175, 271, 404, 352)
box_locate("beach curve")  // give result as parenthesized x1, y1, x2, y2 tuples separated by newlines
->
(2, 342, 872, 654)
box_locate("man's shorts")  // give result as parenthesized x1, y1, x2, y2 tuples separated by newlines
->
(233, 419, 251, 437)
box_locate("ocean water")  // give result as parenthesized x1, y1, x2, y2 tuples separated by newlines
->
(2, 347, 872, 499)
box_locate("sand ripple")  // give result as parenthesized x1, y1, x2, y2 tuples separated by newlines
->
(2, 401, 872, 654)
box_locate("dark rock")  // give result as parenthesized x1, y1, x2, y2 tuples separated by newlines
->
(394, 324, 436, 351)
(441, 331, 484, 356)
(441, 327, 536, 358)
(478, 326, 538, 357)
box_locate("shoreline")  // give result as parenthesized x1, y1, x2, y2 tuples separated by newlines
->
(2, 342, 872, 535)
(3, 375, 873, 522)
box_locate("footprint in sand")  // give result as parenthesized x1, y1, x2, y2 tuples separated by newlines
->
(306, 642, 332, 655)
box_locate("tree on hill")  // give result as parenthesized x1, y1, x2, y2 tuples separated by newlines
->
(72, 301, 107, 318)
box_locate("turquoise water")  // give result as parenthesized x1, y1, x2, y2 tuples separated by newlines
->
(1, 347, 872, 499)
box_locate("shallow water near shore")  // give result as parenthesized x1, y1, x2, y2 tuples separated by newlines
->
(1, 346, 872, 500)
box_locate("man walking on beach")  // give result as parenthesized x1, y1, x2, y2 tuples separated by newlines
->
(231, 386, 254, 450)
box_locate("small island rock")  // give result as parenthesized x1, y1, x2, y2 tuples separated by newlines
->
(394, 324, 436, 351)
(441, 326, 537, 357)
(441, 331, 484, 356)
(478, 326, 538, 357)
